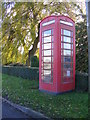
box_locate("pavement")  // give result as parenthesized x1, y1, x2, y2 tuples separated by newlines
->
(2, 101, 30, 119)
(1, 98, 50, 120)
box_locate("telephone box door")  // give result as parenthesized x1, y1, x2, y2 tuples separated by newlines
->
(60, 19, 75, 92)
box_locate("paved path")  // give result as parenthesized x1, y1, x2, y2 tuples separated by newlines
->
(2, 101, 32, 119)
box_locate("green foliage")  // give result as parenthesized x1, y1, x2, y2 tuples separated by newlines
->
(2, 2, 88, 72)
(75, 15, 88, 73)
(2, 66, 39, 80)
(75, 72, 88, 91)
(31, 56, 39, 67)
(2, 73, 88, 118)
(2, 66, 88, 92)
(1, 2, 78, 65)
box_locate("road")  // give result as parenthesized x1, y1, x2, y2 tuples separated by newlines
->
(2, 101, 32, 119)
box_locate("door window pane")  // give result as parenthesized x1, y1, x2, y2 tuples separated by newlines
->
(64, 30, 71, 36)
(44, 64, 51, 69)
(44, 36, 51, 43)
(64, 36, 71, 43)
(64, 50, 71, 56)
(44, 43, 51, 50)
(44, 30, 51, 37)
(43, 76, 51, 82)
(44, 70, 51, 75)
(64, 43, 71, 49)
(64, 70, 71, 77)
(41, 29, 53, 83)
(44, 50, 51, 56)
(64, 56, 71, 62)
(64, 64, 71, 69)
(43, 57, 51, 62)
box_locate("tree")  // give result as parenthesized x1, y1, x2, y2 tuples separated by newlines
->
(1, 2, 80, 66)
(75, 14, 88, 73)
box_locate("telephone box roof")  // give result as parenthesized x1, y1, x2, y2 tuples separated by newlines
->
(40, 15, 75, 24)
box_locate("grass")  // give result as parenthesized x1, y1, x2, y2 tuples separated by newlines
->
(2, 73, 88, 119)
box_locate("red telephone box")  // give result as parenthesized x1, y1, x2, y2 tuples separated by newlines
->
(39, 15, 75, 94)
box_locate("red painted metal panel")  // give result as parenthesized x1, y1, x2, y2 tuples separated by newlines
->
(39, 15, 75, 94)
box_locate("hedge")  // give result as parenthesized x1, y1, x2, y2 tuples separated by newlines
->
(75, 71, 88, 91)
(2, 66, 39, 80)
(31, 56, 39, 67)
(1, 66, 88, 91)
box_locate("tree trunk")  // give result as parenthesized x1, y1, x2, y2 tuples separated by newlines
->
(26, 23, 40, 66)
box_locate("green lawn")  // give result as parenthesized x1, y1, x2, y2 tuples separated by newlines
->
(2, 73, 88, 118)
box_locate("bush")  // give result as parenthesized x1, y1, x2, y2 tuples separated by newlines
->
(75, 72, 88, 92)
(31, 56, 39, 67)
(1, 66, 88, 92)
(2, 66, 39, 80)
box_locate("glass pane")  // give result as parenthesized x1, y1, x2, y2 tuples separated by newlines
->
(64, 50, 71, 56)
(43, 36, 51, 43)
(44, 70, 51, 75)
(44, 30, 51, 37)
(64, 43, 71, 49)
(42, 20, 55, 26)
(43, 76, 51, 82)
(64, 56, 71, 62)
(64, 70, 71, 77)
(64, 36, 71, 43)
(63, 30, 71, 36)
(44, 63, 51, 69)
(44, 43, 51, 50)
(44, 50, 51, 56)
(64, 64, 71, 69)
(43, 57, 51, 62)
(60, 20, 73, 26)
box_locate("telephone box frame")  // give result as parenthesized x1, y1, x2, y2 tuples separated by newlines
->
(39, 15, 75, 94)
